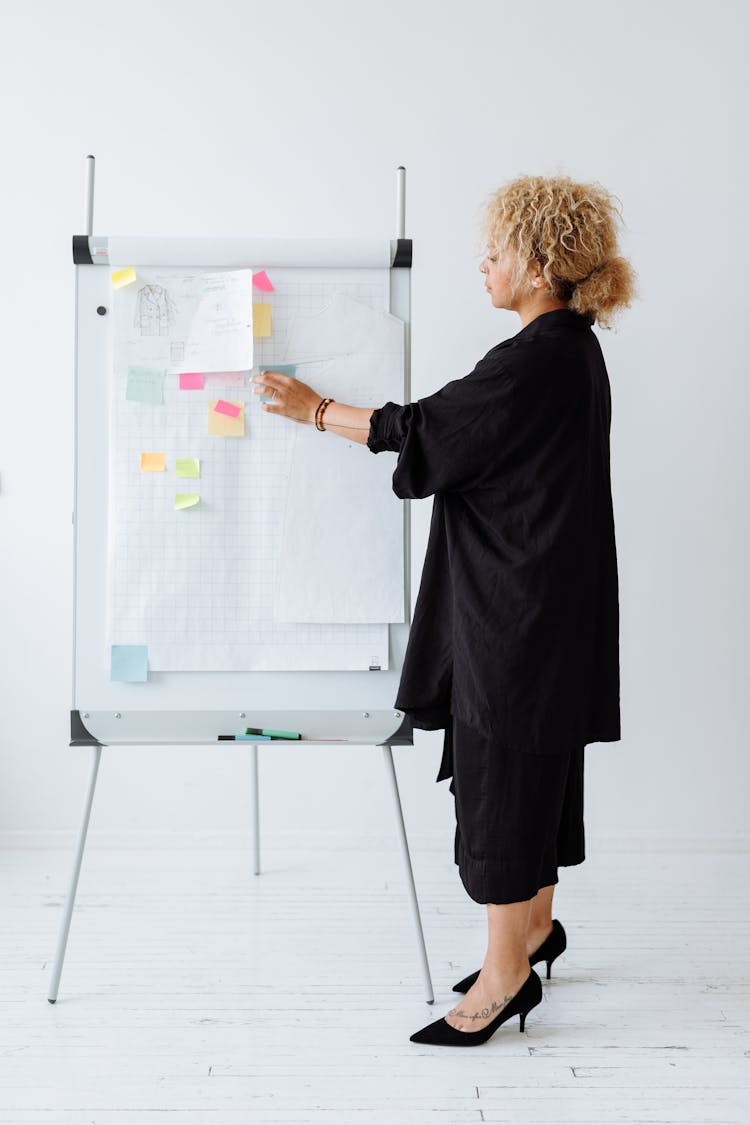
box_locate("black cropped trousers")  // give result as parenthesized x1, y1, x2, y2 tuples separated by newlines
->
(438, 714, 586, 905)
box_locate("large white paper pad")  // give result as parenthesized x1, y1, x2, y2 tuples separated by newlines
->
(106, 269, 399, 671)
(275, 294, 405, 623)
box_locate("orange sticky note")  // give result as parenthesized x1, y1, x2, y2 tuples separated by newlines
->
(253, 303, 272, 338)
(140, 452, 166, 472)
(208, 401, 245, 437)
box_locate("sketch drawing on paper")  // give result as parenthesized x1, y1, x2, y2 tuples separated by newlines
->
(135, 284, 177, 336)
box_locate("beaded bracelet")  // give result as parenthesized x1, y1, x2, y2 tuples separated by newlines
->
(315, 397, 335, 431)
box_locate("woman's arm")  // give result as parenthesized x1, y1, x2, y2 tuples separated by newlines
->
(250, 370, 374, 444)
(319, 402, 374, 445)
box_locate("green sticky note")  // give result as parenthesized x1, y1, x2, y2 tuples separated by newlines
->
(126, 366, 165, 405)
(175, 458, 200, 478)
(110, 644, 148, 682)
(175, 493, 200, 510)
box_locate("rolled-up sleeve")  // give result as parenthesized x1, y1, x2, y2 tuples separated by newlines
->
(366, 401, 407, 453)
(366, 357, 515, 499)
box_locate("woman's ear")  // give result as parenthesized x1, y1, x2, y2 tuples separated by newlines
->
(528, 259, 544, 286)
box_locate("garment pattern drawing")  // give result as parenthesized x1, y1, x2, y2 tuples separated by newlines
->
(135, 285, 177, 336)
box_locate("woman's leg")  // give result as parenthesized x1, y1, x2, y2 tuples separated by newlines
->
(445, 899, 532, 1032)
(527, 884, 555, 953)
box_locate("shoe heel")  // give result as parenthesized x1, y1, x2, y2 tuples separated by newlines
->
(545, 959, 553, 980)
(518, 970, 543, 1033)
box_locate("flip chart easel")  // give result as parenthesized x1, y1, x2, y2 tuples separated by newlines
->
(48, 158, 435, 1005)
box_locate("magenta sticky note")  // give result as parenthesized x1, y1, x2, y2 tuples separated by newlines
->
(252, 270, 274, 292)
(214, 399, 242, 418)
(179, 372, 204, 390)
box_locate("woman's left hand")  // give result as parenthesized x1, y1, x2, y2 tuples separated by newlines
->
(250, 370, 322, 425)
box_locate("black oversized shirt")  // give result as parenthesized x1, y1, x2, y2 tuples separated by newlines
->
(367, 307, 620, 764)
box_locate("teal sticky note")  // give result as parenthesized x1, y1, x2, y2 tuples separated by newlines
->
(111, 644, 148, 682)
(126, 366, 165, 405)
(258, 364, 296, 403)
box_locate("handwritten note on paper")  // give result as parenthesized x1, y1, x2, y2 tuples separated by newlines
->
(253, 304, 272, 338)
(175, 458, 200, 478)
(179, 372, 205, 390)
(126, 366, 165, 405)
(214, 399, 241, 418)
(252, 270, 274, 292)
(111, 267, 137, 289)
(258, 364, 296, 403)
(175, 493, 200, 510)
(208, 401, 245, 437)
(110, 644, 148, 682)
(140, 452, 166, 472)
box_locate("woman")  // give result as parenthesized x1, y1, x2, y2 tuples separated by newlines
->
(251, 174, 637, 1047)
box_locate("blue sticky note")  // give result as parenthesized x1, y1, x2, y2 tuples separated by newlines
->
(258, 364, 296, 403)
(126, 366, 165, 405)
(110, 644, 149, 682)
(235, 734, 273, 741)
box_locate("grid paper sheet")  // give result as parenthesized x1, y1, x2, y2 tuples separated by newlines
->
(106, 266, 402, 672)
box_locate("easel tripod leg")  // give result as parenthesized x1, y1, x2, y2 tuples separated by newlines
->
(47, 745, 102, 1003)
(250, 743, 261, 876)
(381, 744, 435, 1004)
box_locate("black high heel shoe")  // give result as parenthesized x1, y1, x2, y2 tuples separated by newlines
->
(409, 968, 542, 1046)
(451, 919, 567, 994)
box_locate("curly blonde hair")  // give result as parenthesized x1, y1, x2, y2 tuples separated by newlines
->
(480, 174, 638, 330)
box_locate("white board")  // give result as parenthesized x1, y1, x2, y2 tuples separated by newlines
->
(72, 238, 413, 746)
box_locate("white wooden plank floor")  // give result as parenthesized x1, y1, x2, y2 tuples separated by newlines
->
(1, 835, 748, 1124)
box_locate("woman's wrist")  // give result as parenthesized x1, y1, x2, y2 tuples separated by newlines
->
(315, 397, 335, 430)
(312, 401, 376, 445)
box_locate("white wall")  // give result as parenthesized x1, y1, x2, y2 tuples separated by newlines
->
(1, 0, 747, 845)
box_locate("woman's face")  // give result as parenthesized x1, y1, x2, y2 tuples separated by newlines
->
(480, 244, 522, 309)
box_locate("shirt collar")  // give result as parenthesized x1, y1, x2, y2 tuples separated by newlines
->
(513, 308, 594, 339)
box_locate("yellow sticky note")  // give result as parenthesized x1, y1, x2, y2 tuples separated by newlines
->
(253, 303, 272, 338)
(141, 452, 166, 472)
(175, 493, 200, 510)
(208, 400, 245, 437)
(112, 267, 137, 289)
(175, 458, 200, 478)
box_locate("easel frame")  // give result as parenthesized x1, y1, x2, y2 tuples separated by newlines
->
(48, 159, 435, 1005)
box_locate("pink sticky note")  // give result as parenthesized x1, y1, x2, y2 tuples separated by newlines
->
(214, 399, 242, 418)
(252, 270, 274, 292)
(205, 371, 248, 388)
(179, 372, 204, 390)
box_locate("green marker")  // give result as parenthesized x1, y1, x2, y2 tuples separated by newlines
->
(245, 727, 301, 739)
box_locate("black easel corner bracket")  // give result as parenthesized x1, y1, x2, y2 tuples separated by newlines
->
(72, 235, 93, 264)
(392, 239, 412, 268)
(388, 712, 414, 745)
(70, 710, 102, 746)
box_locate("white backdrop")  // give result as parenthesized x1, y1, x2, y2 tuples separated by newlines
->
(0, 0, 747, 846)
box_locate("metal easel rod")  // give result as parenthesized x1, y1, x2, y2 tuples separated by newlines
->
(396, 166, 406, 240)
(85, 155, 95, 238)
(48, 745, 102, 1002)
